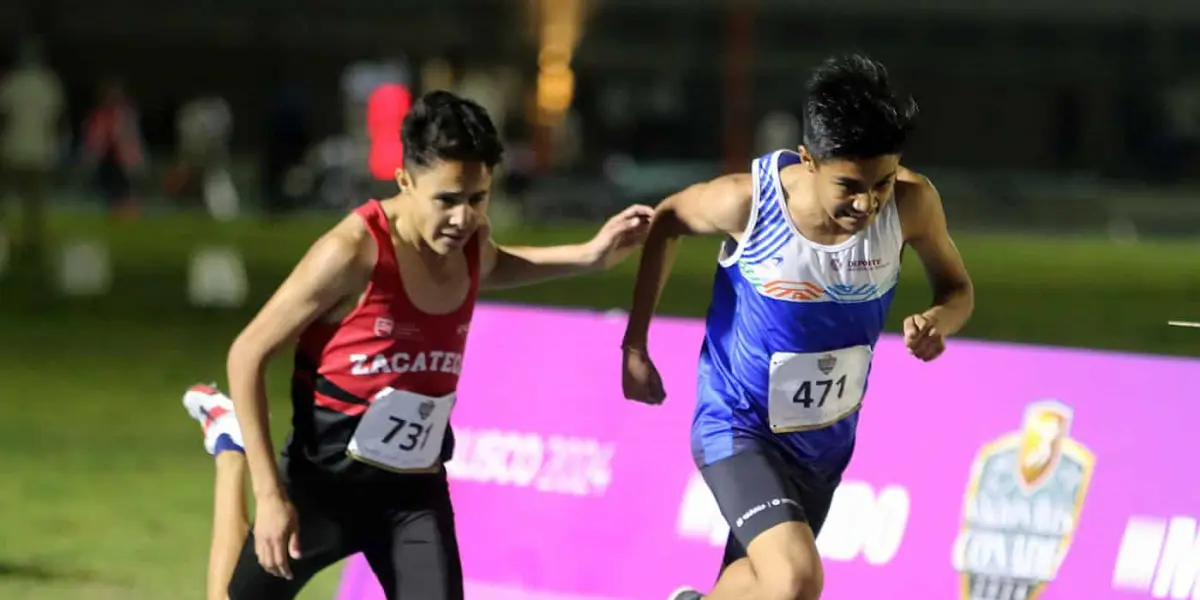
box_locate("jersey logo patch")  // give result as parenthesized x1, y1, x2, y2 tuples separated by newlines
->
(817, 354, 837, 375)
(762, 280, 825, 301)
(373, 316, 394, 337)
(824, 283, 882, 302)
(418, 399, 436, 420)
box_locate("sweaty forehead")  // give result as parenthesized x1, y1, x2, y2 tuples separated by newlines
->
(417, 160, 492, 194)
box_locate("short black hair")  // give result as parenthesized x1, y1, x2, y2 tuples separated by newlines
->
(802, 54, 918, 161)
(401, 90, 504, 172)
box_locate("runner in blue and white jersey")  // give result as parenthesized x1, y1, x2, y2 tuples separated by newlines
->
(621, 55, 975, 600)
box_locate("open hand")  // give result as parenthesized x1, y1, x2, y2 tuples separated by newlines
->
(585, 205, 654, 269)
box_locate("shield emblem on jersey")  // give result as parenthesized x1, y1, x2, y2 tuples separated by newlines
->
(418, 400, 435, 421)
(373, 316, 394, 338)
(817, 354, 837, 375)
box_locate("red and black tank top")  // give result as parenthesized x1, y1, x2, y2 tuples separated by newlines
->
(284, 199, 480, 481)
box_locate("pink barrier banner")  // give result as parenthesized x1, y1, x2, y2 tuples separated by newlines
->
(336, 303, 1200, 600)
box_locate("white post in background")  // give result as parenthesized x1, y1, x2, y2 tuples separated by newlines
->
(56, 238, 111, 297)
(187, 245, 248, 308)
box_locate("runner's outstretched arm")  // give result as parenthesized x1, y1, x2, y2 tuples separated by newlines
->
(620, 174, 753, 404)
(621, 175, 753, 350)
(478, 204, 654, 289)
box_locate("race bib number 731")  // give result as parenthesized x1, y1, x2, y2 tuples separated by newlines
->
(767, 345, 872, 433)
(347, 388, 455, 472)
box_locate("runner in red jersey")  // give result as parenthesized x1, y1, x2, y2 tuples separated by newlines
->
(185, 90, 651, 600)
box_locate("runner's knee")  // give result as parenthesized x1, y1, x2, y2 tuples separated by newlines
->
(747, 522, 824, 600)
(757, 569, 822, 600)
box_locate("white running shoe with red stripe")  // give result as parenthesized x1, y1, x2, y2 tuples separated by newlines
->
(182, 383, 244, 455)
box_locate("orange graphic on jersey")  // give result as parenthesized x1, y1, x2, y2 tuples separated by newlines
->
(761, 280, 825, 301)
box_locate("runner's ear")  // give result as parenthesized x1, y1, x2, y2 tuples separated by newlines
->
(395, 168, 413, 193)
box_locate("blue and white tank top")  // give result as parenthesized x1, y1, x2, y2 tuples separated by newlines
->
(692, 149, 904, 478)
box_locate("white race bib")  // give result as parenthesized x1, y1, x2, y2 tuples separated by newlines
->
(347, 387, 455, 472)
(768, 345, 872, 433)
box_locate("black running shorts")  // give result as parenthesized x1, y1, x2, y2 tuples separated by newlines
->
(699, 444, 840, 568)
(227, 464, 463, 600)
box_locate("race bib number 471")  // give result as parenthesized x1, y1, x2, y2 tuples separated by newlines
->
(347, 388, 455, 472)
(767, 345, 872, 433)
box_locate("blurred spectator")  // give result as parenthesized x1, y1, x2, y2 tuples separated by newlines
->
(0, 37, 64, 257)
(167, 94, 238, 219)
(82, 80, 145, 218)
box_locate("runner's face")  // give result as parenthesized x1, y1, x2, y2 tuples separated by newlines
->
(811, 153, 900, 233)
(401, 160, 492, 254)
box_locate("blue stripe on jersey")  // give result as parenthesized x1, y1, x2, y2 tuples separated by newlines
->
(742, 223, 790, 264)
(691, 150, 900, 479)
(744, 159, 792, 262)
(741, 153, 800, 264)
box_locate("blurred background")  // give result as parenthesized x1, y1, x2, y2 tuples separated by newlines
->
(0, 0, 1197, 599)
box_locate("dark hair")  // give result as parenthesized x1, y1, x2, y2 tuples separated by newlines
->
(802, 54, 918, 161)
(401, 90, 503, 172)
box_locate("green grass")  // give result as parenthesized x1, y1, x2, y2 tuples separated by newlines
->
(0, 212, 1197, 599)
